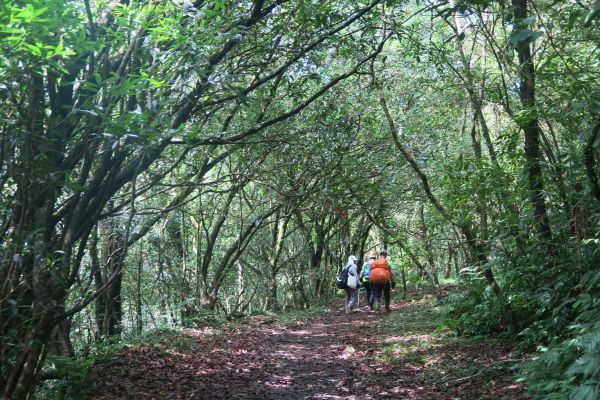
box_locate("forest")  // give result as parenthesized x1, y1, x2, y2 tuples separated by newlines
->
(1, 0, 600, 398)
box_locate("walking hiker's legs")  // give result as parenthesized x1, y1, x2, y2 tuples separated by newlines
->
(383, 283, 391, 311)
(344, 288, 352, 313)
(365, 281, 374, 310)
(344, 288, 359, 313)
(344, 288, 349, 308)
(349, 289, 358, 309)
(372, 284, 382, 312)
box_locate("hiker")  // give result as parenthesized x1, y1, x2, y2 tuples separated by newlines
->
(369, 251, 394, 312)
(343, 255, 360, 314)
(360, 253, 376, 310)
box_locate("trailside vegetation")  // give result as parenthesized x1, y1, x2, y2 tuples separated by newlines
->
(1, 0, 600, 398)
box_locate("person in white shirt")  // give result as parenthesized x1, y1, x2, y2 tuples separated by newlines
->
(343, 255, 360, 314)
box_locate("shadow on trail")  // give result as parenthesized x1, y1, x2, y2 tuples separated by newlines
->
(90, 296, 527, 399)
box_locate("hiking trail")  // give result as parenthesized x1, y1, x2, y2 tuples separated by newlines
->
(90, 295, 527, 399)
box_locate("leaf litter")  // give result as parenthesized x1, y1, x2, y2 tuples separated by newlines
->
(89, 295, 528, 399)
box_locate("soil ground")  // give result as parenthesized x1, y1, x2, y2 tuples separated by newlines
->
(89, 292, 528, 399)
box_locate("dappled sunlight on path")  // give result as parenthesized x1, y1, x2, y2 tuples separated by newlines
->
(90, 297, 527, 399)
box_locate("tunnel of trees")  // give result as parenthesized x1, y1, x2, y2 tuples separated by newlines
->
(1, 0, 600, 398)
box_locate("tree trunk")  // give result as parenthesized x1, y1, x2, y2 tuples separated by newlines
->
(511, 0, 553, 246)
(265, 211, 289, 311)
(266, 276, 279, 311)
(449, 7, 496, 162)
(585, 120, 600, 204)
(419, 201, 440, 287)
(445, 247, 454, 279)
(47, 319, 74, 357)
(93, 222, 125, 339)
(136, 246, 143, 333)
(305, 216, 326, 299)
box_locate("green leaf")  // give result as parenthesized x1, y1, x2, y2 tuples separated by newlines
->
(23, 42, 42, 56)
(570, 383, 599, 400)
(510, 29, 542, 44)
(528, 31, 543, 44)
(584, 0, 600, 25)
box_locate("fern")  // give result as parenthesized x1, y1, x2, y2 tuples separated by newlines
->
(570, 383, 599, 400)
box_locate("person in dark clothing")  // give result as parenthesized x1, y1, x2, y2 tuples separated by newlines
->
(360, 254, 376, 310)
(369, 251, 393, 313)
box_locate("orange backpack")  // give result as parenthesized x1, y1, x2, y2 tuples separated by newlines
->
(369, 258, 391, 284)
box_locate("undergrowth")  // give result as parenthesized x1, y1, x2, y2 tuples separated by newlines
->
(376, 294, 521, 395)
(35, 328, 185, 400)
(440, 236, 600, 400)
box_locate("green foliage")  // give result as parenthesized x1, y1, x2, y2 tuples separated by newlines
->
(509, 29, 543, 45)
(35, 356, 96, 400)
(441, 276, 506, 336)
(441, 224, 600, 398)
(3, 0, 600, 397)
(35, 328, 189, 399)
(519, 267, 600, 399)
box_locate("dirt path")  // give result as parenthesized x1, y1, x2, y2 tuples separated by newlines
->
(90, 297, 528, 399)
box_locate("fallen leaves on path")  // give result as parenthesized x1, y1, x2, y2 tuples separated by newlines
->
(89, 298, 528, 399)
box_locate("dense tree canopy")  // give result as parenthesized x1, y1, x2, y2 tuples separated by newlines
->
(1, 0, 600, 398)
